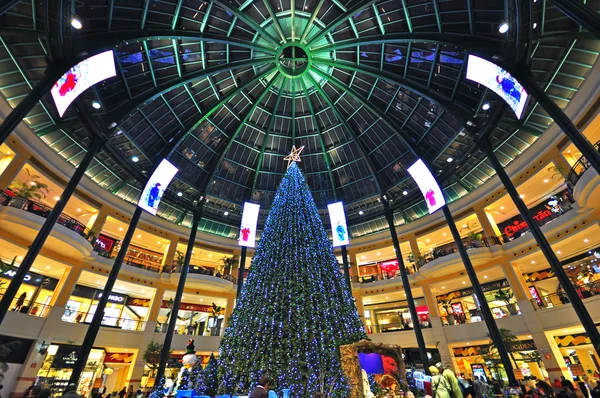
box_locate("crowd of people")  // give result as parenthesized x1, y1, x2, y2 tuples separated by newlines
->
(23, 383, 145, 398)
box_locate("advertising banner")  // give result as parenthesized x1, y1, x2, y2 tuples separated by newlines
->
(238, 202, 260, 248)
(407, 159, 446, 214)
(328, 201, 349, 247)
(138, 159, 179, 215)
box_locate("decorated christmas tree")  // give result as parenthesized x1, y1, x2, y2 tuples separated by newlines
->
(202, 353, 219, 397)
(218, 161, 366, 396)
(189, 359, 205, 395)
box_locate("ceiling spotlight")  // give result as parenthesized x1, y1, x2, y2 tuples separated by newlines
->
(499, 21, 509, 33)
(544, 179, 549, 183)
(533, 22, 538, 29)
(482, 102, 491, 111)
(177, 191, 183, 197)
(402, 190, 408, 196)
(447, 157, 453, 163)
(224, 211, 229, 216)
(54, 196, 60, 201)
(131, 156, 139, 163)
(71, 17, 83, 30)
(359, 210, 364, 215)
(92, 101, 102, 109)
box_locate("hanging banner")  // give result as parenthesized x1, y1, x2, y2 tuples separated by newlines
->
(407, 159, 446, 214)
(238, 202, 260, 248)
(328, 201, 350, 247)
(138, 159, 179, 215)
(466, 54, 529, 119)
(51, 50, 116, 117)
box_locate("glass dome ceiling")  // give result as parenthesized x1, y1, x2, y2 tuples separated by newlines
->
(0, 0, 598, 239)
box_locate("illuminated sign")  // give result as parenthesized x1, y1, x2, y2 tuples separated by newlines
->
(51, 50, 117, 117)
(138, 159, 179, 215)
(4, 269, 31, 282)
(328, 201, 350, 247)
(466, 54, 529, 119)
(95, 234, 117, 253)
(502, 209, 552, 237)
(238, 202, 260, 248)
(407, 159, 446, 214)
(95, 292, 126, 303)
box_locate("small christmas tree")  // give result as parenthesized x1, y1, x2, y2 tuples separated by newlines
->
(148, 377, 166, 398)
(177, 368, 190, 391)
(190, 358, 207, 395)
(202, 354, 219, 397)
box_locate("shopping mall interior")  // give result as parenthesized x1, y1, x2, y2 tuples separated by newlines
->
(0, 0, 600, 397)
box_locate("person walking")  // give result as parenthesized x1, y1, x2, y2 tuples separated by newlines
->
(249, 375, 270, 398)
(62, 384, 82, 398)
(436, 362, 464, 398)
(14, 292, 27, 312)
(118, 387, 126, 398)
(431, 366, 453, 398)
(473, 376, 485, 398)
(126, 386, 133, 398)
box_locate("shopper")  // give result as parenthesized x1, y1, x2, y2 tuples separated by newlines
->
(562, 377, 576, 392)
(126, 386, 133, 398)
(537, 379, 554, 396)
(14, 292, 27, 312)
(473, 376, 485, 398)
(38, 389, 51, 398)
(436, 362, 464, 398)
(27, 385, 42, 398)
(23, 381, 36, 397)
(118, 387, 126, 398)
(62, 384, 81, 398)
(430, 366, 452, 398)
(249, 374, 270, 398)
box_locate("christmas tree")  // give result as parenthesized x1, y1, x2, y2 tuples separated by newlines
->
(189, 359, 205, 395)
(202, 353, 219, 397)
(218, 162, 366, 396)
(177, 368, 190, 391)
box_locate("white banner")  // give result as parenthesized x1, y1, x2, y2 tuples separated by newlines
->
(239, 202, 260, 248)
(138, 159, 179, 215)
(407, 159, 446, 214)
(328, 201, 350, 247)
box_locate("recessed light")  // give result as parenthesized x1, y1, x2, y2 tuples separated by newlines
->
(177, 191, 183, 197)
(54, 196, 60, 201)
(499, 21, 509, 33)
(447, 157, 454, 163)
(544, 179, 549, 183)
(466, 342, 470, 346)
(224, 211, 229, 216)
(46, 266, 50, 269)
(563, 330, 568, 333)
(531, 260, 535, 264)
(137, 234, 142, 238)
(77, 208, 81, 212)
(519, 194, 525, 199)
(119, 227, 123, 231)
(584, 239, 589, 243)
(443, 232, 447, 236)
(533, 22, 537, 29)
(209, 254, 212, 257)
(92, 101, 101, 109)
(442, 286, 446, 289)
(557, 251, 562, 254)
(482, 102, 491, 111)
(18, 256, 23, 260)
(132, 156, 139, 162)
(71, 18, 83, 29)
(361, 255, 365, 259)
(377, 252, 380, 256)
(462, 224, 467, 228)
(97, 280, 101, 284)
(402, 190, 408, 196)
(484, 275, 488, 279)
(462, 281, 466, 284)
(426, 238, 430, 243)
(157, 241, 161, 245)
(359, 210, 364, 215)
(528, 335, 532, 338)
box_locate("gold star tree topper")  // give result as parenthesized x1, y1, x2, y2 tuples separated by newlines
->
(284, 145, 305, 168)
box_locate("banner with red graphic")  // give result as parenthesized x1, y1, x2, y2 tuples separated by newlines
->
(407, 159, 446, 214)
(239, 202, 260, 248)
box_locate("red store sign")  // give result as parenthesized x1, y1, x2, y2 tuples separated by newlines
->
(503, 209, 553, 237)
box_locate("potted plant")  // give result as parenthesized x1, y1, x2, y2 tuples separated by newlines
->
(8, 168, 49, 200)
(209, 303, 224, 336)
(221, 255, 238, 276)
(494, 288, 518, 315)
(437, 297, 455, 325)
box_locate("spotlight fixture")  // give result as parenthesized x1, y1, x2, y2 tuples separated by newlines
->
(499, 21, 509, 33)
(533, 22, 538, 29)
(71, 17, 83, 30)
(224, 211, 229, 216)
(177, 192, 183, 197)
(131, 156, 139, 162)
(402, 190, 408, 196)
(359, 210, 364, 215)
(447, 157, 453, 163)
(482, 102, 491, 111)
(92, 101, 102, 109)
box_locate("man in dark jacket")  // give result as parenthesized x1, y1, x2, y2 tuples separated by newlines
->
(62, 384, 81, 398)
(249, 375, 270, 398)
(562, 376, 575, 391)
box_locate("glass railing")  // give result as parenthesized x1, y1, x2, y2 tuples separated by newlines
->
(566, 140, 600, 187)
(0, 296, 52, 318)
(0, 191, 96, 243)
(441, 303, 520, 326)
(163, 262, 237, 283)
(421, 235, 504, 264)
(62, 310, 146, 331)
(368, 321, 433, 334)
(155, 321, 222, 336)
(530, 280, 600, 310)
(94, 249, 162, 273)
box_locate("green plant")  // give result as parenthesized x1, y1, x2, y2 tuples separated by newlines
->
(547, 165, 568, 182)
(221, 255, 238, 276)
(0, 257, 16, 292)
(494, 289, 515, 305)
(9, 168, 49, 200)
(486, 328, 519, 368)
(174, 250, 185, 265)
(460, 222, 483, 240)
(210, 302, 224, 318)
(143, 341, 163, 374)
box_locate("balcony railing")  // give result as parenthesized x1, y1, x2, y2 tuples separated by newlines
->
(94, 249, 162, 273)
(441, 303, 520, 326)
(0, 295, 52, 318)
(530, 280, 600, 310)
(0, 191, 96, 243)
(163, 263, 237, 284)
(62, 310, 146, 331)
(368, 321, 433, 334)
(566, 140, 600, 187)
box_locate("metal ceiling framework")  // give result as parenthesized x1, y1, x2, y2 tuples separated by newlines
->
(0, 0, 599, 240)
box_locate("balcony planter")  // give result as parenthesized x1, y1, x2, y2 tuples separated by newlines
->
(506, 303, 519, 316)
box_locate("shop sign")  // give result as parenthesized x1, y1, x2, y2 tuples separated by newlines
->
(95, 234, 117, 253)
(161, 301, 217, 313)
(95, 291, 127, 304)
(554, 333, 591, 347)
(3, 269, 58, 289)
(378, 259, 399, 271)
(126, 297, 151, 307)
(436, 279, 510, 300)
(51, 345, 80, 368)
(524, 268, 554, 282)
(502, 209, 553, 237)
(105, 353, 134, 363)
(529, 286, 543, 307)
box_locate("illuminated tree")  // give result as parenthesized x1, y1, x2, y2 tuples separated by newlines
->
(218, 163, 366, 396)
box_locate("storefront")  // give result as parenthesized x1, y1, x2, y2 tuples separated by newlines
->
(452, 340, 547, 381)
(553, 332, 600, 380)
(157, 302, 224, 336)
(102, 352, 135, 394)
(365, 300, 430, 333)
(62, 285, 149, 331)
(0, 334, 34, 398)
(95, 234, 163, 272)
(498, 190, 573, 241)
(36, 344, 105, 397)
(0, 268, 58, 316)
(436, 279, 519, 325)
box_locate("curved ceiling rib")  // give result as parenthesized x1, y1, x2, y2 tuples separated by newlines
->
(305, 73, 384, 197)
(204, 71, 281, 196)
(212, 0, 281, 47)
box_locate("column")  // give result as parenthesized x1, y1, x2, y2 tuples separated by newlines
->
(0, 152, 29, 189)
(575, 348, 599, 376)
(49, 267, 82, 308)
(147, 287, 165, 323)
(353, 291, 366, 331)
(473, 204, 501, 239)
(87, 205, 109, 236)
(161, 235, 180, 270)
(408, 233, 420, 259)
(348, 249, 359, 279)
(551, 155, 574, 179)
(422, 283, 440, 318)
(231, 248, 242, 281)
(221, 295, 235, 333)
(500, 260, 533, 303)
